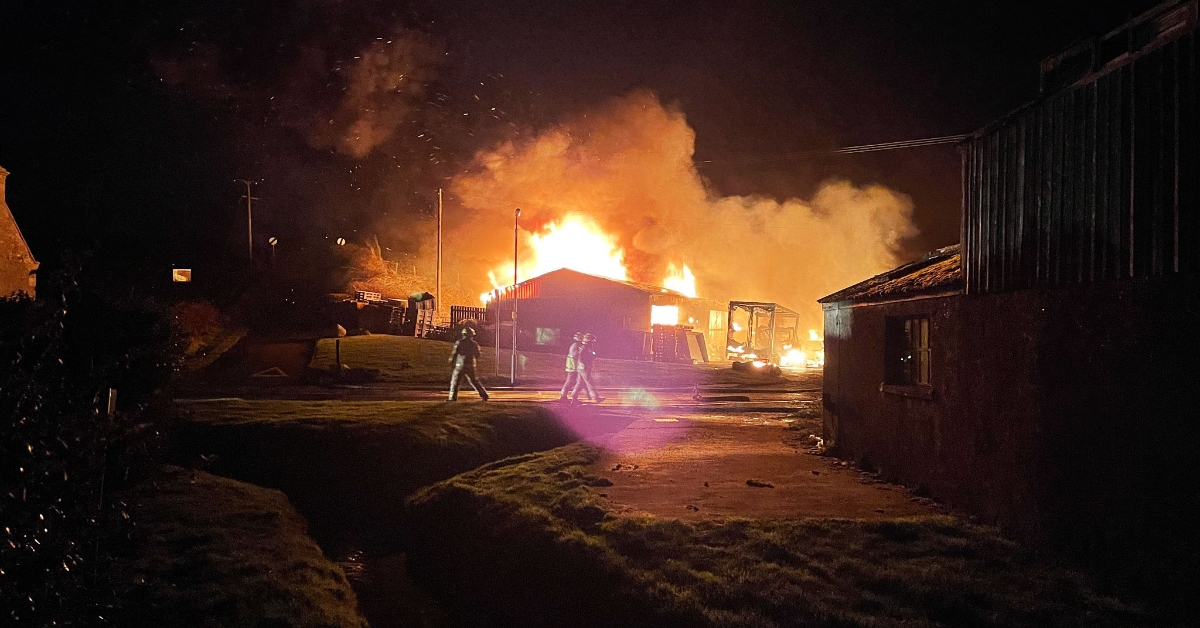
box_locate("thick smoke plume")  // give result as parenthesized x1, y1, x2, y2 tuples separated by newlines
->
(443, 90, 917, 327)
(155, 25, 442, 160)
(302, 31, 443, 158)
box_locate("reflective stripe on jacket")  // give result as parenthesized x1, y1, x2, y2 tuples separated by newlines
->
(564, 341, 582, 372)
(452, 339, 481, 370)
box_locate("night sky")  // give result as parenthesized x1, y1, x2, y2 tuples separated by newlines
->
(0, 0, 1158, 296)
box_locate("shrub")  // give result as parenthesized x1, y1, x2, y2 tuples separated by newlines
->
(170, 300, 224, 356)
(1, 269, 182, 625)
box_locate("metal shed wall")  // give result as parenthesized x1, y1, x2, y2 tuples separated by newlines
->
(962, 10, 1199, 293)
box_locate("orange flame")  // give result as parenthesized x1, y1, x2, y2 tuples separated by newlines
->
(527, 214, 627, 280)
(480, 270, 501, 303)
(478, 215, 705, 304)
(663, 263, 697, 298)
(479, 214, 629, 303)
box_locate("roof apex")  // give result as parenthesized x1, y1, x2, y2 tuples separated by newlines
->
(818, 244, 962, 305)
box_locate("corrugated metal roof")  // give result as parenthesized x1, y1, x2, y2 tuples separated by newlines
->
(818, 245, 962, 304)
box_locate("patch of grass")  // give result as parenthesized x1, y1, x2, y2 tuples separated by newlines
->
(174, 400, 581, 552)
(310, 335, 478, 384)
(115, 466, 366, 627)
(406, 445, 1160, 628)
(310, 335, 807, 388)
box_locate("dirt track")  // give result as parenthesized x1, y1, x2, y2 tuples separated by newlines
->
(589, 414, 936, 521)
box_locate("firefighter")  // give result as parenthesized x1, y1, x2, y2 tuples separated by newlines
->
(571, 332, 605, 403)
(448, 327, 488, 401)
(559, 332, 584, 401)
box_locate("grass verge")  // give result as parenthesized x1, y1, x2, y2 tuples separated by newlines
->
(173, 400, 585, 552)
(309, 335, 804, 388)
(405, 444, 1160, 628)
(115, 466, 366, 627)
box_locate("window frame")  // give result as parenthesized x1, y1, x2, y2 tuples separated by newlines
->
(884, 315, 932, 392)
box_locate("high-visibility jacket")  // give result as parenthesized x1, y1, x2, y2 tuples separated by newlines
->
(564, 341, 582, 372)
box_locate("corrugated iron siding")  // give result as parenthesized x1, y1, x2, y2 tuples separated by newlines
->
(963, 32, 1198, 293)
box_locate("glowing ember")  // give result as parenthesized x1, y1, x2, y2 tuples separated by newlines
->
(651, 305, 680, 326)
(809, 328, 822, 341)
(663, 263, 697, 298)
(779, 348, 807, 367)
(780, 340, 824, 369)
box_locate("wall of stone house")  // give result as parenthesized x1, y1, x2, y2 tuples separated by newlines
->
(0, 242, 37, 297)
(1, 168, 39, 298)
(823, 277, 1200, 556)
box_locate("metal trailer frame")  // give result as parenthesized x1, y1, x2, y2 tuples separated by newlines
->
(724, 301, 800, 363)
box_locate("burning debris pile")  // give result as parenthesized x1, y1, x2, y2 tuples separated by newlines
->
(436, 90, 918, 334)
(725, 301, 825, 368)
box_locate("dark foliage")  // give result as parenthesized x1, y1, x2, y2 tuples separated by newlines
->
(232, 275, 340, 335)
(1, 269, 182, 626)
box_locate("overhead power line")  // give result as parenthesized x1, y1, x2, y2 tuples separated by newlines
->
(695, 134, 968, 167)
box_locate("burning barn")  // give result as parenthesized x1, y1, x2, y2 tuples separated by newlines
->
(483, 268, 720, 360)
(0, 166, 38, 298)
(821, 0, 1199, 566)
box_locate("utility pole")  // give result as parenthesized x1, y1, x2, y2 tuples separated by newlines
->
(235, 179, 258, 263)
(511, 208, 520, 385)
(436, 188, 443, 317)
(494, 287, 501, 375)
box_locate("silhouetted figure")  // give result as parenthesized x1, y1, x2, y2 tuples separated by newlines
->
(448, 327, 488, 401)
(559, 331, 584, 401)
(571, 333, 605, 403)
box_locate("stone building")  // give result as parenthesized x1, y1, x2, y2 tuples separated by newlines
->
(819, 0, 1198, 588)
(0, 166, 39, 298)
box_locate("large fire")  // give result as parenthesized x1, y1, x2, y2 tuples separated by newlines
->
(480, 214, 700, 304)
(527, 214, 628, 281)
(449, 91, 917, 332)
(480, 214, 626, 302)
